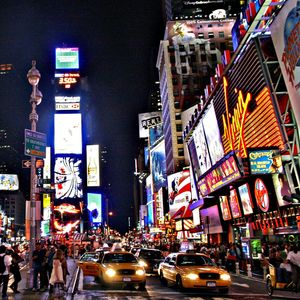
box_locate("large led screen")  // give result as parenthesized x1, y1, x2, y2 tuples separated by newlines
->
(167, 170, 191, 218)
(146, 175, 154, 225)
(0, 174, 18, 191)
(150, 140, 167, 192)
(192, 119, 211, 175)
(200, 205, 223, 234)
(202, 104, 224, 165)
(149, 123, 163, 148)
(54, 72, 81, 96)
(238, 183, 254, 215)
(86, 145, 100, 187)
(54, 113, 82, 154)
(54, 157, 83, 199)
(87, 193, 102, 224)
(55, 47, 79, 69)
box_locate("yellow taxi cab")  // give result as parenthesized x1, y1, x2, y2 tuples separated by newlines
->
(98, 251, 146, 290)
(77, 251, 103, 278)
(158, 252, 231, 293)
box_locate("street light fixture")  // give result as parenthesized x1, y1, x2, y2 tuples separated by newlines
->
(26, 61, 42, 287)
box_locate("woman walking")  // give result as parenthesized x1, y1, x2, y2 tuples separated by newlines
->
(49, 249, 64, 294)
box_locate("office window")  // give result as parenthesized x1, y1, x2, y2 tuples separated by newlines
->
(189, 44, 195, 51)
(201, 54, 207, 62)
(170, 55, 176, 63)
(192, 65, 197, 73)
(173, 90, 179, 97)
(210, 42, 216, 50)
(171, 66, 177, 75)
(168, 46, 175, 52)
(219, 31, 225, 38)
(176, 124, 182, 132)
(179, 45, 185, 52)
(174, 101, 180, 109)
(180, 55, 186, 63)
(172, 77, 178, 85)
(208, 32, 214, 38)
(175, 113, 181, 120)
(208, 24, 213, 28)
(200, 44, 205, 51)
(182, 77, 189, 85)
(177, 136, 183, 144)
(178, 148, 184, 156)
(198, 32, 204, 38)
(182, 66, 187, 74)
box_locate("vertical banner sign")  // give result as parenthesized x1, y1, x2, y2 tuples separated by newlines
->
(86, 145, 100, 187)
(270, 0, 300, 135)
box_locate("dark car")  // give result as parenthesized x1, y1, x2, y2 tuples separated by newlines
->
(135, 248, 165, 274)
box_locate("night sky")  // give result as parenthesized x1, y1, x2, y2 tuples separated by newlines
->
(0, 1, 164, 234)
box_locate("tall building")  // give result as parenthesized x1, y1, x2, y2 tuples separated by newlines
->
(156, 17, 236, 174)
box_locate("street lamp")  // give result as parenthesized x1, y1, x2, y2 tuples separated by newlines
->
(27, 60, 42, 281)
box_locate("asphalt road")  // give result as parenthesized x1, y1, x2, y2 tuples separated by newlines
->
(74, 273, 299, 300)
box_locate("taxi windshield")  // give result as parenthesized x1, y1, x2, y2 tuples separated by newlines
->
(177, 255, 215, 266)
(103, 253, 138, 263)
(140, 250, 164, 259)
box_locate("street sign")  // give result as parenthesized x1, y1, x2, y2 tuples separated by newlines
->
(22, 160, 31, 168)
(24, 129, 47, 158)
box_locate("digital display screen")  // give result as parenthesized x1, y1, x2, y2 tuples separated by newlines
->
(86, 145, 100, 187)
(54, 72, 81, 96)
(55, 47, 79, 69)
(200, 205, 223, 234)
(219, 196, 232, 221)
(248, 149, 283, 174)
(273, 173, 295, 207)
(87, 193, 102, 224)
(238, 183, 254, 215)
(202, 104, 224, 165)
(229, 189, 242, 219)
(149, 123, 163, 148)
(0, 174, 19, 191)
(54, 113, 82, 154)
(54, 156, 83, 199)
(150, 141, 167, 192)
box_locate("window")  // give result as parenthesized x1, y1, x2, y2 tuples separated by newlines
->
(192, 66, 197, 73)
(208, 32, 214, 38)
(208, 24, 213, 28)
(190, 54, 197, 63)
(178, 148, 184, 156)
(181, 66, 187, 74)
(219, 31, 225, 38)
(182, 77, 189, 85)
(198, 32, 204, 38)
(176, 124, 182, 132)
(173, 90, 179, 97)
(171, 66, 177, 75)
(168, 46, 175, 52)
(180, 55, 186, 63)
(172, 77, 178, 85)
(200, 44, 205, 51)
(177, 136, 183, 144)
(210, 42, 216, 50)
(169, 55, 176, 63)
(175, 113, 181, 120)
(179, 45, 185, 52)
(189, 44, 195, 51)
(174, 101, 180, 109)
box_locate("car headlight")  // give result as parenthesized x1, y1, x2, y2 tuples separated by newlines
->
(186, 273, 199, 280)
(138, 260, 148, 267)
(220, 273, 231, 281)
(136, 269, 145, 276)
(105, 268, 116, 277)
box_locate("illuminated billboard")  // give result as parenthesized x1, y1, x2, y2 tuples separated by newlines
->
(200, 205, 223, 234)
(54, 113, 82, 154)
(270, 0, 300, 135)
(138, 112, 162, 138)
(149, 123, 163, 148)
(238, 183, 254, 216)
(248, 149, 283, 175)
(0, 174, 19, 191)
(212, 41, 285, 158)
(43, 147, 51, 189)
(55, 47, 79, 69)
(229, 189, 242, 219)
(55, 72, 81, 96)
(87, 193, 102, 224)
(150, 140, 167, 192)
(219, 196, 231, 221)
(167, 169, 191, 218)
(146, 175, 154, 225)
(54, 156, 83, 199)
(86, 145, 100, 187)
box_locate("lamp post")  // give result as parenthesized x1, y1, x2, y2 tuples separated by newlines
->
(27, 61, 42, 282)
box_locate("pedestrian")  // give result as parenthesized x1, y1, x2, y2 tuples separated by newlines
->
(287, 244, 300, 290)
(32, 242, 47, 292)
(0, 245, 11, 299)
(49, 249, 64, 294)
(9, 245, 23, 293)
(46, 245, 56, 287)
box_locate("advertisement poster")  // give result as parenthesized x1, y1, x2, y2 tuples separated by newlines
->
(54, 157, 83, 199)
(149, 123, 163, 148)
(270, 0, 300, 134)
(150, 140, 167, 192)
(188, 138, 202, 182)
(138, 111, 162, 138)
(87, 193, 102, 224)
(146, 175, 154, 225)
(254, 178, 270, 212)
(55, 47, 79, 69)
(86, 145, 100, 187)
(200, 205, 223, 234)
(248, 149, 283, 174)
(238, 183, 254, 216)
(192, 120, 211, 175)
(272, 173, 295, 207)
(0, 174, 19, 191)
(229, 189, 242, 219)
(219, 196, 232, 220)
(167, 170, 191, 218)
(202, 104, 224, 165)
(54, 113, 82, 154)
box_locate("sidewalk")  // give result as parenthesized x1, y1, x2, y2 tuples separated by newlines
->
(3, 258, 78, 300)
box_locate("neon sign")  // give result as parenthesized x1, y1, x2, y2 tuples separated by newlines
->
(222, 76, 252, 156)
(56, 73, 80, 89)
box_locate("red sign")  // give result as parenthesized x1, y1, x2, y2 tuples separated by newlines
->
(254, 178, 270, 212)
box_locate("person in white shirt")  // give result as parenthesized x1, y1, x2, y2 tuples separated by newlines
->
(287, 244, 300, 290)
(0, 245, 12, 299)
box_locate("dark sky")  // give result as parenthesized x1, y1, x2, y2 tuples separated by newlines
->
(0, 1, 164, 234)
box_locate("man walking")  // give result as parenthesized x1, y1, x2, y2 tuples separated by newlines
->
(0, 245, 11, 299)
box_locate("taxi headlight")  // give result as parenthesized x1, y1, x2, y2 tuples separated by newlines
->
(138, 260, 148, 267)
(220, 273, 231, 281)
(136, 269, 145, 276)
(186, 273, 199, 280)
(105, 268, 116, 277)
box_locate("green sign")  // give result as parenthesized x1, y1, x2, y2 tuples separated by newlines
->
(24, 129, 46, 158)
